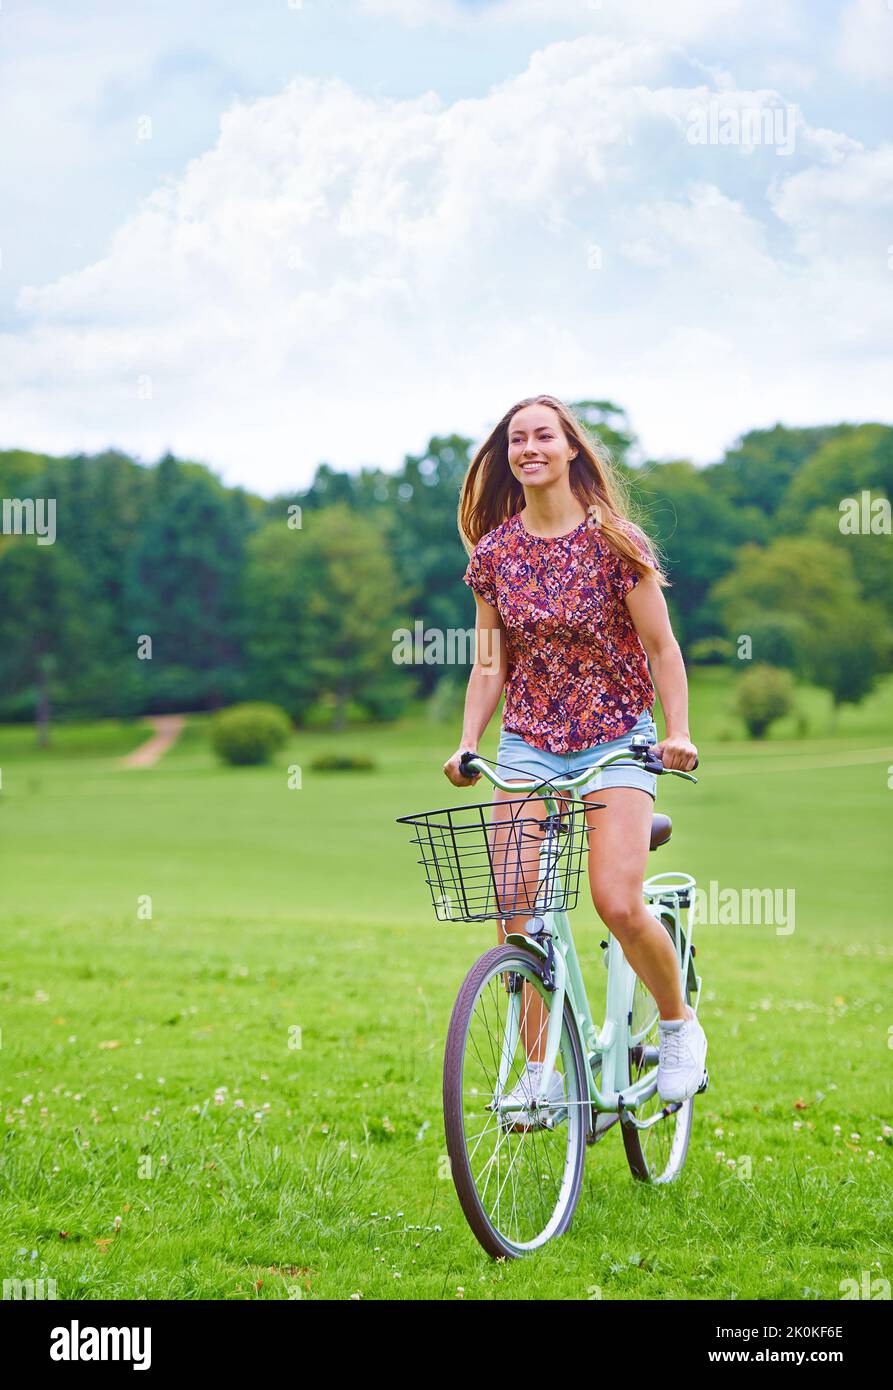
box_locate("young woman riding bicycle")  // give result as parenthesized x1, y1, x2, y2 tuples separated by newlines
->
(442, 393, 707, 1103)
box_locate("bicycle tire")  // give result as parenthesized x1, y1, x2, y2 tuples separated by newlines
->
(620, 914, 701, 1183)
(443, 944, 589, 1259)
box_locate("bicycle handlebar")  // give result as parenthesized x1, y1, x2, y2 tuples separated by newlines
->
(458, 736, 698, 794)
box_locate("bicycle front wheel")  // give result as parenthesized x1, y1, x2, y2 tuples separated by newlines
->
(443, 945, 588, 1259)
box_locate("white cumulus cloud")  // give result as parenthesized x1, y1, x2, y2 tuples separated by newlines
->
(1, 32, 890, 489)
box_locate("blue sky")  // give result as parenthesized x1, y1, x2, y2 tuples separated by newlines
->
(1, 0, 891, 492)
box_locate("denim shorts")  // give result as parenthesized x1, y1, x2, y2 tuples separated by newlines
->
(495, 709, 658, 801)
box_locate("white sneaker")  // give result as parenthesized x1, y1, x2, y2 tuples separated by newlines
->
(657, 1007, 708, 1103)
(498, 1061, 565, 1131)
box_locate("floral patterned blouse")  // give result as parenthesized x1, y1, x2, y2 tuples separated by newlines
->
(463, 511, 655, 753)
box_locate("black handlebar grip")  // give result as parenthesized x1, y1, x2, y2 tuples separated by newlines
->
(643, 750, 699, 774)
(458, 751, 479, 777)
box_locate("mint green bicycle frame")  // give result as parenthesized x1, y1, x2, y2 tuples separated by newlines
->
(463, 744, 699, 1131)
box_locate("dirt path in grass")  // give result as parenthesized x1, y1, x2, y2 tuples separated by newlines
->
(119, 715, 186, 769)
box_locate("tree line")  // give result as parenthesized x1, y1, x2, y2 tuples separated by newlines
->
(0, 402, 890, 741)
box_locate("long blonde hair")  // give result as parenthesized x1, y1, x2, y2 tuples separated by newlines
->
(458, 393, 669, 588)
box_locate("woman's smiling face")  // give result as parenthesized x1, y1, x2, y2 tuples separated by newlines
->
(506, 404, 577, 486)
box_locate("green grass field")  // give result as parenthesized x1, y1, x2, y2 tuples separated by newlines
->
(1, 672, 891, 1300)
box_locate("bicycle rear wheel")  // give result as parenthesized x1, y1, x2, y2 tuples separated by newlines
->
(443, 944, 588, 1259)
(621, 914, 700, 1183)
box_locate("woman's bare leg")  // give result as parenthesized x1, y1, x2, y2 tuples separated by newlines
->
(583, 786, 691, 1021)
(491, 784, 571, 1061)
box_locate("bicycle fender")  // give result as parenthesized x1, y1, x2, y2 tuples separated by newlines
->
(503, 932, 550, 962)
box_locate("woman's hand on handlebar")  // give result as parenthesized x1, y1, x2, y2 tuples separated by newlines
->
(444, 748, 481, 787)
(651, 732, 699, 772)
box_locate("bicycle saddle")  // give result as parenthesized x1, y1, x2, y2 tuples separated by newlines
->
(650, 814, 672, 851)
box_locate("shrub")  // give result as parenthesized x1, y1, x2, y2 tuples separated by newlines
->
(734, 664, 796, 739)
(687, 636, 735, 666)
(309, 753, 376, 772)
(211, 702, 291, 765)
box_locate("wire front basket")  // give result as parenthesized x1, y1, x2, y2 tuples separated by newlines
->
(396, 798, 593, 923)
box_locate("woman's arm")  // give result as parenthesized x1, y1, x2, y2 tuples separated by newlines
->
(624, 575, 698, 772)
(460, 594, 508, 750)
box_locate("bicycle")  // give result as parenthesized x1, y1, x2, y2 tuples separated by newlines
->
(396, 735, 706, 1259)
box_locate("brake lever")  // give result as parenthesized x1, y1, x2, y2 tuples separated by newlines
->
(642, 753, 699, 782)
(631, 736, 699, 781)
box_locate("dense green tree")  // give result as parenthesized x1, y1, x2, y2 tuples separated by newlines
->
(777, 423, 893, 524)
(385, 434, 477, 696)
(633, 460, 764, 645)
(1, 418, 891, 729)
(125, 460, 249, 711)
(242, 518, 327, 721)
(0, 541, 94, 742)
(298, 502, 417, 728)
(243, 502, 416, 726)
(801, 505, 893, 618)
(570, 399, 638, 468)
(713, 536, 891, 722)
(708, 424, 852, 520)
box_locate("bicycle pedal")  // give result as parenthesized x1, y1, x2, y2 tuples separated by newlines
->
(696, 1068, 709, 1095)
